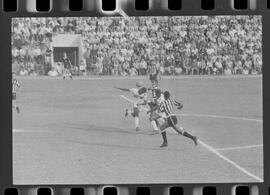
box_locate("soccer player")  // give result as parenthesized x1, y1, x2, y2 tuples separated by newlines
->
(147, 60, 160, 88)
(114, 82, 148, 131)
(147, 88, 166, 135)
(62, 52, 73, 80)
(12, 72, 20, 114)
(158, 91, 198, 148)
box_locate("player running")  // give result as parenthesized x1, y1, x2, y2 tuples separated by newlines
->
(114, 82, 148, 132)
(147, 60, 160, 88)
(12, 72, 20, 114)
(147, 88, 166, 135)
(62, 52, 73, 80)
(158, 91, 198, 148)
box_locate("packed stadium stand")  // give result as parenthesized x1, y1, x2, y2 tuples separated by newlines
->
(11, 16, 262, 76)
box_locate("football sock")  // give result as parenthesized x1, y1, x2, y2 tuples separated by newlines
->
(183, 131, 195, 140)
(161, 131, 168, 143)
(134, 117, 139, 128)
(151, 120, 159, 131)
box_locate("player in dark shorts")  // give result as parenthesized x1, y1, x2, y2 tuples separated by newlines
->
(147, 88, 166, 135)
(147, 60, 160, 88)
(62, 52, 73, 80)
(12, 72, 20, 113)
(159, 91, 198, 148)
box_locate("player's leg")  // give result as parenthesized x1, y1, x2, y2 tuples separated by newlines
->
(131, 107, 140, 131)
(12, 93, 20, 113)
(125, 108, 130, 117)
(149, 112, 160, 135)
(63, 69, 66, 79)
(69, 69, 73, 79)
(159, 120, 170, 147)
(169, 116, 198, 146)
(154, 74, 159, 87)
(150, 75, 155, 87)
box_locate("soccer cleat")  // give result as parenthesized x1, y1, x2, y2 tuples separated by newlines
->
(136, 127, 140, 132)
(160, 142, 168, 148)
(63, 76, 65, 80)
(193, 136, 198, 146)
(125, 109, 129, 117)
(150, 130, 159, 135)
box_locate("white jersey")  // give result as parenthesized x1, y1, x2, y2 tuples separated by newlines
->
(130, 87, 148, 109)
(130, 88, 147, 101)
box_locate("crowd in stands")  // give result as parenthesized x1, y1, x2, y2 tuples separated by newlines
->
(11, 16, 262, 76)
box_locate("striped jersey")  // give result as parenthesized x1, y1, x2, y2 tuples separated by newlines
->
(159, 99, 179, 117)
(148, 64, 158, 75)
(12, 78, 20, 93)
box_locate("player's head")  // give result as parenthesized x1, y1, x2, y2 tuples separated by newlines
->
(136, 81, 143, 88)
(12, 72, 15, 78)
(163, 91, 170, 100)
(63, 52, 67, 58)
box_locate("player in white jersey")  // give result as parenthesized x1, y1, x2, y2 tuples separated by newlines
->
(12, 72, 20, 113)
(114, 82, 148, 131)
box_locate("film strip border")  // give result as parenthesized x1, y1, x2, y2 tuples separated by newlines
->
(1, 0, 270, 195)
(0, 0, 268, 15)
(2, 184, 267, 195)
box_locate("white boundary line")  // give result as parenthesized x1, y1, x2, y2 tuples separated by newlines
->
(181, 113, 262, 123)
(119, 94, 263, 182)
(198, 140, 263, 182)
(216, 144, 263, 151)
(13, 129, 47, 133)
(120, 95, 262, 123)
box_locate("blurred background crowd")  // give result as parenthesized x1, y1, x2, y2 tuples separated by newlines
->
(11, 16, 262, 76)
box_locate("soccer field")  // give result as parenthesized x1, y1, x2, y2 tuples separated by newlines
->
(13, 75, 263, 185)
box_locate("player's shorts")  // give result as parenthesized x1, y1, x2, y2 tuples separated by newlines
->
(132, 107, 140, 117)
(150, 111, 166, 121)
(167, 115, 178, 127)
(12, 92, 16, 100)
(149, 74, 158, 81)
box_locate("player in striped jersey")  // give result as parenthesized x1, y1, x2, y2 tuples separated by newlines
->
(147, 60, 160, 88)
(159, 91, 198, 148)
(12, 72, 20, 113)
(147, 88, 166, 135)
(115, 82, 148, 132)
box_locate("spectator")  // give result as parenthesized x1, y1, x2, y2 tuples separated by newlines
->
(224, 66, 233, 75)
(79, 60, 87, 76)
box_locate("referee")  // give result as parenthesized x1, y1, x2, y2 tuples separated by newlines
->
(147, 60, 160, 88)
(62, 52, 73, 80)
(159, 91, 198, 148)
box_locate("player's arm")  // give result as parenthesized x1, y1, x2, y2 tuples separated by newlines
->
(114, 86, 130, 92)
(174, 100, 183, 109)
(137, 100, 147, 106)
